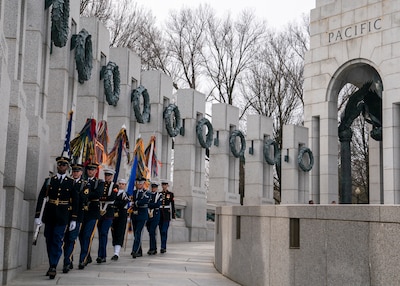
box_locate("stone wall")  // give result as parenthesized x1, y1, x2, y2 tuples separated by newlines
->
(215, 205, 400, 286)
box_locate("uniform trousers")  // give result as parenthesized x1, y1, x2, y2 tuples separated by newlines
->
(146, 211, 160, 251)
(79, 219, 97, 263)
(112, 210, 128, 246)
(44, 223, 67, 268)
(131, 215, 146, 254)
(158, 220, 170, 250)
(97, 216, 113, 258)
(63, 222, 81, 266)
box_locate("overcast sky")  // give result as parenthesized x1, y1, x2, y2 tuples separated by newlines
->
(133, 0, 316, 29)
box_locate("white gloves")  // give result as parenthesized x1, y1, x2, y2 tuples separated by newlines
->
(34, 218, 42, 226)
(69, 220, 77, 231)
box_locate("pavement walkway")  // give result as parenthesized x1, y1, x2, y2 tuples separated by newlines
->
(8, 240, 240, 286)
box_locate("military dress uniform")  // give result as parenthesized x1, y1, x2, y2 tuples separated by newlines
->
(111, 180, 130, 260)
(34, 160, 78, 279)
(78, 172, 104, 269)
(130, 183, 151, 258)
(62, 168, 87, 273)
(96, 178, 118, 262)
(146, 183, 162, 255)
(158, 181, 176, 253)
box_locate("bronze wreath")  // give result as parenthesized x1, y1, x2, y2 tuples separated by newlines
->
(71, 29, 93, 84)
(229, 130, 246, 159)
(263, 139, 279, 165)
(131, 86, 151, 123)
(101, 61, 120, 106)
(196, 118, 213, 148)
(46, 0, 70, 48)
(297, 147, 314, 172)
(163, 104, 182, 137)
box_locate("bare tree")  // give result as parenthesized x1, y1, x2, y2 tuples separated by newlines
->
(81, 0, 168, 72)
(238, 20, 309, 202)
(80, 0, 113, 23)
(203, 10, 267, 105)
(163, 5, 213, 90)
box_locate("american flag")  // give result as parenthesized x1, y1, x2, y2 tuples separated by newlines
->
(61, 110, 73, 157)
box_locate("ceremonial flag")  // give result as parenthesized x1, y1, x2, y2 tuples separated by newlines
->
(144, 135, 160, 180)
(107, 126, 130, 183)
(70, 118, 97, 166)
(61, 110, 73, 158)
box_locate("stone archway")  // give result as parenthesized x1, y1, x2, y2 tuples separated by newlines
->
(329, 60, 383, 203)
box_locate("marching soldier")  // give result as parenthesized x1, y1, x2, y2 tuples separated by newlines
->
(62, 163, 87, 273)
(34, 156, 78, 279)
(146, 182, 162, 255)
(78, 162, 104, 269)
(96, 168, 118, 263)
(130, 177, 151, 258)
(111, 178, 130, 260)
(158, 180, 176, 253)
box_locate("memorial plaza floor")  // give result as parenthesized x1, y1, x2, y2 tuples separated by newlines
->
(8, 237, 240, 286)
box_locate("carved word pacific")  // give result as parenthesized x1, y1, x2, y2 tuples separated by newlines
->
(328, 18, 381, 43)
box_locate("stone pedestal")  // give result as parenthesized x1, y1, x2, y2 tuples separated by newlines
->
(140, 70, 173, 181)
(208, 103, 240, 205)
(281, 125, 309, 204)
(174, 89, 207, 241)
(244, 114, 275, 205)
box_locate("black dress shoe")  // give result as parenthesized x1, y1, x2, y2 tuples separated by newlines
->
(45, 268, 50, 276)
(78, 263, 85, 270)
(69, 262, 73, 269)
(111, 255, 119, 261)
(147, 250, 157, 255)
(48, 267, 56, 279)
(96, 257, 102, 263)
(62, 264, 70, 273)
(160, 248, 166, 253)
(87, 256, 92, 264)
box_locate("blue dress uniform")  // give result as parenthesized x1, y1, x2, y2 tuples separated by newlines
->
(130, 185, 151, 258)
(34, 160, 79, 279)
(78, 171, 104, 269)
(158, 181, 176, 253)
(96, 179, 118, 262)
(62, 168, 87, 273)
(146, 184, 162, 255)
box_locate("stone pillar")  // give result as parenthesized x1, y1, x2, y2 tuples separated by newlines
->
(208, 103, 240, 205)
(369, 138, 382, 204)
(140, 70, 173, 181)
(107, 47, 142, 180)
(0, 1, 12, 283)
(20, 0, 54, 276)
(243, 114, 274, 205)
(174, 89, 207, 241)
(281, 125, 309, 204)
(46, 2, 81, 162)
(76, 17, 110, 127)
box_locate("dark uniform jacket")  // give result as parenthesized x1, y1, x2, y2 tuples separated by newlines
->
(160, 190, 176, 221)
(131, 188, 151, 220)
(35, 175, 79, 226)
(113, 189, 129, 216)
(73, 177, 88, 223)
(148, 192, 162, 220)
(99, 181, 118, 218)
(83, 178, 104, 221)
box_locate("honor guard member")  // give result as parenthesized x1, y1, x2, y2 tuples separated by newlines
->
(78, 162, 104, 269)
(62, 163, 87, 273)
(146, 182, 162, 255)
(34, 156, 78, 279)
(96, 168, 118, 263)
(158, 179, 176, 253)
(130, 177, 151, 258)
(111, 178, 130, 260)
